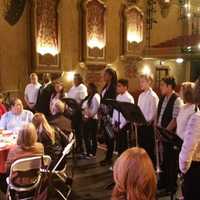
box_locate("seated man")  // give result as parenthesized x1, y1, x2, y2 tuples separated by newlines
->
(0, 97, 33, 132)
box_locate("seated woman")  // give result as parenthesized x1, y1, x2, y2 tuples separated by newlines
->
(0, 97, 33, 132)
(49, 99, 72, 135)
(0, 93, 6, 118)
(32, 113, 67, 168)
(0, 123, 44, 193)
(112, 147, 157, 200)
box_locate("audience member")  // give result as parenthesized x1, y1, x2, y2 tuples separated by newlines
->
(0, 93, 6, 118)
(0, 123, 44, 193)
(112, 147, 157, 200)
(0, 98, 33, 132)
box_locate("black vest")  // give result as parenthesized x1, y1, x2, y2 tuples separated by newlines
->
(157, 93, 178, 128)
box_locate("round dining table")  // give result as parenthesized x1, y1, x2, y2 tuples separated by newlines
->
(0, 131, 17, 173)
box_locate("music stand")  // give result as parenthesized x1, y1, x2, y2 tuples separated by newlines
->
(102, 99, 147, 147)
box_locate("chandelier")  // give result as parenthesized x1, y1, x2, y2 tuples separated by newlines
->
(127, 7, 144, 44)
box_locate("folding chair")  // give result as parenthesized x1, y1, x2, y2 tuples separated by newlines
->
(50, 138, 76, 200)
(6, 155, 51, 200)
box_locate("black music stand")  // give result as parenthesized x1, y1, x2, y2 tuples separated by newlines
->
(102, 99, 147, 147)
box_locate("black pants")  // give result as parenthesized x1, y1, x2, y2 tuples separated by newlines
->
(160, 142, 179, 193)
(0, 173, 8, 193)
(83, 119, 98, 156)
(138, 125, 155, 166)
(183, 161, 200, 200)
(116, 128, 128, 155)
(72, 112, 84, 153)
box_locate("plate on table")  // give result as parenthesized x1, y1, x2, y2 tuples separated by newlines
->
(2, 130, 12, 136)
(0, 143, 6, 148)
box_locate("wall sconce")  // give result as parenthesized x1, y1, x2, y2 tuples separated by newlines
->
(81, 0, 106, 67)
(63, 71, 75, 82)
(158, 0, 172, 17)
(126, 7, 144, 44)
(87, 24, 105, 49)
(142, 65, 151, 75)
(32, 0, 60, 71)
(36, 0, 59, 56)
(121, 5, 144, 57)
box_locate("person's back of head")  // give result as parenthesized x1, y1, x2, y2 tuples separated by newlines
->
(17, 123, 38, 150)
(54, 100, 65, 114)
(112, 147, 157, 200)
(33, 113, 55, 144)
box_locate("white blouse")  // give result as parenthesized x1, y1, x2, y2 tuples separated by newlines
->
(179, 111, 200, 174)
(176, 104, 196, 140)
(112, 91, 134, 129)
(138, 88, 159, 123)
(82, 93, 101, 120)
(67, 83, 87, 104)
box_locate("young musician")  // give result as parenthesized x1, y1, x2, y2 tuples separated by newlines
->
(179, 78, 200, 200)
(177, 82, 196, 140)
(138, 74, 159, 164)
(100, 68, 117, 166)
(156, 76, 183, 194)
(112, 79, 134, 155)
(82, 83, 100, 159)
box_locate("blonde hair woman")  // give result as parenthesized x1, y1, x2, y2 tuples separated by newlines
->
(32, 113, 64, 167)
(0, 123, 44, 194)
(112, 147, 157, 200)
(6, 123, 44, 170)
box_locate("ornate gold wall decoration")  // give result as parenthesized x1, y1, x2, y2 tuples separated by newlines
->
(81, 0, 106, 68)
(3, 0, 26, 25)
(32, 0, 60, 71)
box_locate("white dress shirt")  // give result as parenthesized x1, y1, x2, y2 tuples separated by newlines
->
(138, 88, 159, 123)
(82, 93, 101, 120)
(176, 104, 196, 140)
(112, 91, 134, 129)
(179, 111, 200, 174)
(67, 83, 87, 104)
(24, 83, 41, 107)
(0, 110, 33, 132)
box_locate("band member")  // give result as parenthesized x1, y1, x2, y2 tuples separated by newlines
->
(138, 74, 159, 164)
(35, 73, 54, 117)
(67, 73, 87, 154)
(112, 79, 134, 155)
(177, 82, 196, 140)
(179, 78, 200, 200)
(100, 68, 117, 166)
(24, 73, 41, 112)
(157, 76, 183, 194)
(82, 83, 100, 159)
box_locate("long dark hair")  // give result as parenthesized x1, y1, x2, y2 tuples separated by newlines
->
(51, 80, 65, 99)
(83, 83, 98, 107)
(102, 68, 117, 92)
